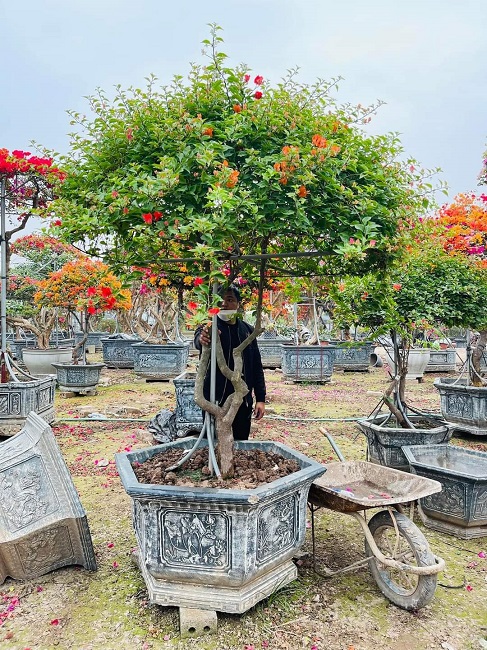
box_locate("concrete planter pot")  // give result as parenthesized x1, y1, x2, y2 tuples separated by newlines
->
(356, 413, 452, 472)
(391, 349, 431, 380)
(0, 376, 56, 436)
(0, 412, 97, 583)
(334, 341, 375, 372)
(22, 348, 74, 376)
(51, 362, 106, 394)
(115, 438, 325, 613)
(425, 349, 457, 373)
(132, 342, 190, 381)
(434, 377, 487, 436)
(281, 344, 336, 383)
(101, 335, 140, 368)
(402, 444, 487, 539)
(257, 334, 293, 369)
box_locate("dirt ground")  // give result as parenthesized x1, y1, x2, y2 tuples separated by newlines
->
(1, 353, 487, 650)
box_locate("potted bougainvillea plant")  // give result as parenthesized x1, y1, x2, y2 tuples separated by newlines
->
(46, 25, 444, 612)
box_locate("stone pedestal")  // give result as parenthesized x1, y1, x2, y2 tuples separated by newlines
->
(115, 439, 324, 613)
(0, 412, 97, 583)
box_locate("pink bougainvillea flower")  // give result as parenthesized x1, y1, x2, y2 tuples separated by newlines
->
(254, 75, 264, 85)
(126, 128, 133, 141)
(466, 584, 473, 592)
(208, 307, 220, 315)
(369, 239, 376, 247)
(112, 561, 119, 568)
(111, 190, 119, 198)
(139, 283, 148, 295)
(222, 267, 231, 277)
(50, 619, 60, 626)
(107, 542, 114, 548)
(193, 277, 204, 286)
(392, 283, 402, 291)
(142, 212, 153, 224)
(254, 91, 263, 100)
(244, 74, 250, 83)
(349, 237, 355, 244)
(478, 551, 486, 558)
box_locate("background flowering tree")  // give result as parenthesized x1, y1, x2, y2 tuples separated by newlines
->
(49, 26, 443, 476)
(7, 234, 83, 348)
(435, 192, 487, 383)
(34, 258, 131, 363)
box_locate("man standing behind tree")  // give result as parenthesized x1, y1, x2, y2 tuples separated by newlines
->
(194, 285, 266, 440)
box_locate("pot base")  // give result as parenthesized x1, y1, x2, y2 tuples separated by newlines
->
(418, 503, 487, 539)
(134, 548, 297, 614)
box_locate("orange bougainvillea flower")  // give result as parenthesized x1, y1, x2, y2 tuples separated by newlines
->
(312, 134, 328, 148)
(297, 185, 307, 198)
(233, 104, 242, 113)
(203, 127, 213, 137)
(392, 283, 402, 291)
(226, 169, 239, 188)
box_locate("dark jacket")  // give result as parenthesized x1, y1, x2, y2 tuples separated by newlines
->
(194, 317, 266, 406)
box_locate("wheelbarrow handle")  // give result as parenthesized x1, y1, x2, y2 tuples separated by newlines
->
(319, 427, 346, 462)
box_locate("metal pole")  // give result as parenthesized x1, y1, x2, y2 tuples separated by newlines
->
(1, 176, 7, 354)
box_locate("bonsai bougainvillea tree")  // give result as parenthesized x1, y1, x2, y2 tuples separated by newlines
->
(48, 26, 444, 476)
(7, 234, 83, 348)
(435, 192, 487, 383)
(330, 218, 487, 425)
(34, 258, 131, 363)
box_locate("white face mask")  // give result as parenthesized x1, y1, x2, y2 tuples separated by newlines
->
(218, 309, 238, 322)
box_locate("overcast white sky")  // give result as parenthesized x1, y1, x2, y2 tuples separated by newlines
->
(2, 0, 486, 209)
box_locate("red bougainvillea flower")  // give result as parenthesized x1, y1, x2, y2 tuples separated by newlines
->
(152, 211, 163, 221)
(101, 287, 112, 297)
(244, 74, 250, 83)
(254, 91, 263, 100)
(193, 277, 204, 286)
(392, 283, 402, 291)
(87, 287, 96, 296)
(123, 207, 129, 214)
(53, 219, 62, 226)
(188, 301, 198, 311)
(111, 190, 119, 198)
(87, 304, 96, 315)
(126, 128, 133, 141)
(233, 104, 242, 113)
(142, 212, 153, 224)
(208, 307, 220, 315)
(222, 268, 231, 277)
(361, 292, 369, 300)
(254, 75, 264, 85)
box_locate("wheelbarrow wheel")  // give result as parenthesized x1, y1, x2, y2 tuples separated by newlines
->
(365, 510, 437, 611)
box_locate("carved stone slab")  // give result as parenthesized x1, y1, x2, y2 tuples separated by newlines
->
(281, 345, 336, 382)
(403, 443, 487, 539)
(434, 378, 487, 435)
(115, 439, 324, 613)
(0, 412, 97, 582)
(0, 376, 56, 436)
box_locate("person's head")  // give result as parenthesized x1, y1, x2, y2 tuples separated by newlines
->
(220, 285, 241, 310)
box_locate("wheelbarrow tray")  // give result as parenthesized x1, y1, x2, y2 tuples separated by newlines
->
(308, 461, 442, 513)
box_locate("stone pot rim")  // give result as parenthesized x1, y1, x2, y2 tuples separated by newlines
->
(356, 412, 449, 436)
(402, 443, 487, 481)
(50, 362, 106, 370)
(434, 377, 487, 392)
(115, 439, 325, 503)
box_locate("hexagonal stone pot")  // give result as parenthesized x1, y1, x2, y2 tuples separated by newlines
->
(356, 413, 452, 472)
(115, 439, 325, 613)
(434, 377, 487, 436)
(0, 412, 97, 583)
(281, 344, 336, 383)
(0, 376, 56, 436)
(402, 444, 487, 538)
(132, 342, 190, 381)
(51, 362, 105, 394)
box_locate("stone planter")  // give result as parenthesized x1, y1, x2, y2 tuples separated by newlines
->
(115, 438, 324, 613)
(281, 344, 336, 383)
(356, 413, 452, 472)
(334, 341, 375, 372)
(402, 444, 487, 539)
(8, 339, 36, 360)
(257, 333, 292, 369)
(0, 412, 97, 583)
(74, 330, 110, 352)
(391, 349, 431, 380)
(132, 342, 190, 381)
(0, 376, 56, 436)
(102, 335, 140, 369)
(434, 377, 487, 436)
(51, 362, 106, 395)
(425, 349, 457, 372)
(22, 348, 74, 376)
